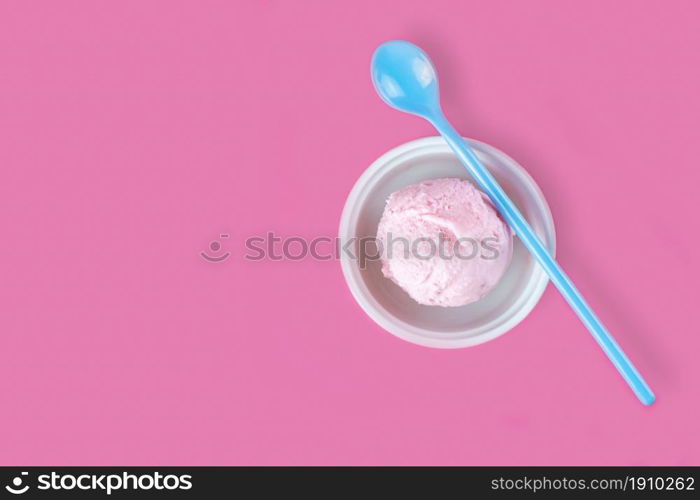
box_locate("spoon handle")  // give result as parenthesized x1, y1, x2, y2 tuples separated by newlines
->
(430, 114, 655, 405)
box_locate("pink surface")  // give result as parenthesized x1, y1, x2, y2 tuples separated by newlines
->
(0, 1, 698, 465)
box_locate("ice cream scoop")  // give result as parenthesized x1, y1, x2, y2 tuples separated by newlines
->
(377, 178, 512, 307)
(371, 40, 655, 405)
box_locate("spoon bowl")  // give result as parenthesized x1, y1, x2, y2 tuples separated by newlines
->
(371, 40, 442, 118)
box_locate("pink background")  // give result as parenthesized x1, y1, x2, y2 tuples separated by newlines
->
(1, 1, 698, 465)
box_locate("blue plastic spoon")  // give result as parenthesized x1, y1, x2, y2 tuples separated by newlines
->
(371, 40, 655, 405)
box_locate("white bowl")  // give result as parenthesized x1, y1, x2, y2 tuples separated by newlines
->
(339, 136, 556, 348)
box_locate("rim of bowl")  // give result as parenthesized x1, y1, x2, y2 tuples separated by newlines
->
(339, 136, 556, 348)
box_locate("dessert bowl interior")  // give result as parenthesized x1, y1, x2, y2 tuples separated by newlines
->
(339, 137, 556, 348)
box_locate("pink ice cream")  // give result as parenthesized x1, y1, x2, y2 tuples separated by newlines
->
(377, 178, 513, 307)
